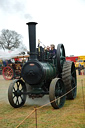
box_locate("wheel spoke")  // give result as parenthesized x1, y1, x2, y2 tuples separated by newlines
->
(20, 95, 24, 102)
(13, 95, 16, 99)
(16, 97, 19, 105)
(56, 97, 61, 105)
(13, 87, 16, 92)
(17, 82, 20, 90)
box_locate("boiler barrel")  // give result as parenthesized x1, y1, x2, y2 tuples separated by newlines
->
(40, 62, 56, 80)
(21, 61, 56, 85)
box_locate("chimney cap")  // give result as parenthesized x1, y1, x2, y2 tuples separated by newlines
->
(26, 22, 38, 25)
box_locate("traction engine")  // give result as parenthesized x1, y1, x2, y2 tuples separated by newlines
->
(8, 22, 77, 109)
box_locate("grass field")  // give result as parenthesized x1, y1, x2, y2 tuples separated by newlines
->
(0, 74, 85, 128)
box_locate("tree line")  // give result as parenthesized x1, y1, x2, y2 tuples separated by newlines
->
(0, 29, 25, 51)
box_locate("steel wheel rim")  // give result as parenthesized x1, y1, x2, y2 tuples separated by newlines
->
(71, 62, 77, 98)
(2, 66, 14, 80)
(55, 79, 66, 108)
(8, 79, 26, 108)
(62, 61, 77, 99)
(49, 78, 66, 109)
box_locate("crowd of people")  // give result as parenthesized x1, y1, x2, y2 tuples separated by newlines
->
(46, 44, 57, 55)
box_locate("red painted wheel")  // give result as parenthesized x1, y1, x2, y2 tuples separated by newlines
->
(2, 66, 15, 80)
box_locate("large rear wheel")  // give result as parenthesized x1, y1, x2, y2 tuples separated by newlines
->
(49, 78, 66, 109)
(62, 61, 77, 99)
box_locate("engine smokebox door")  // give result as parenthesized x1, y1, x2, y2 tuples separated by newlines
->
(21, 61, 44, 85)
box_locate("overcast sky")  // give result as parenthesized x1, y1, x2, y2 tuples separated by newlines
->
(0, 0, 85, 56)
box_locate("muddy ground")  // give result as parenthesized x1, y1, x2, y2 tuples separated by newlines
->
(0, 75, 9, 103)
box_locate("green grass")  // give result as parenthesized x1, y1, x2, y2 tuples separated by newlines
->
(0, 75, 85, 128)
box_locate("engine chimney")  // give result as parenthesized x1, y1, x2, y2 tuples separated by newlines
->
(26, 22, 38, 60)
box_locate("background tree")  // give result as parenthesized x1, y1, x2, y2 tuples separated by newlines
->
(0, 29, 23, 50)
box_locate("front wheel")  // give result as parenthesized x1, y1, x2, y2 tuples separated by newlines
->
(8, 79, 26, 108)
(49, 78, 66, 109)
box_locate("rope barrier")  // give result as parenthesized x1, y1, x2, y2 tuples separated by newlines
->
(34, 107, 37, 128)
(15, 109, 35, 128)
(37, 86, 77, 110)
(81, 79, 85, 112)
(15, 86, 77, 128)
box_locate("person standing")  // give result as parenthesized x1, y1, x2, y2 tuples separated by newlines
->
(50, 44, 57, 55)
(78, 63, 81, 75)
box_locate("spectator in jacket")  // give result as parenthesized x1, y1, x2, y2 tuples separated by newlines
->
(50, 44, 57, 55)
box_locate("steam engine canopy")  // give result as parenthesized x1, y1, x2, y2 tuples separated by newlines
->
(21, 61, 44, 85)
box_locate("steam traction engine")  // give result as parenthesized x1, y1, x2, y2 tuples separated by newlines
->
(8, 22, 77, 109)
